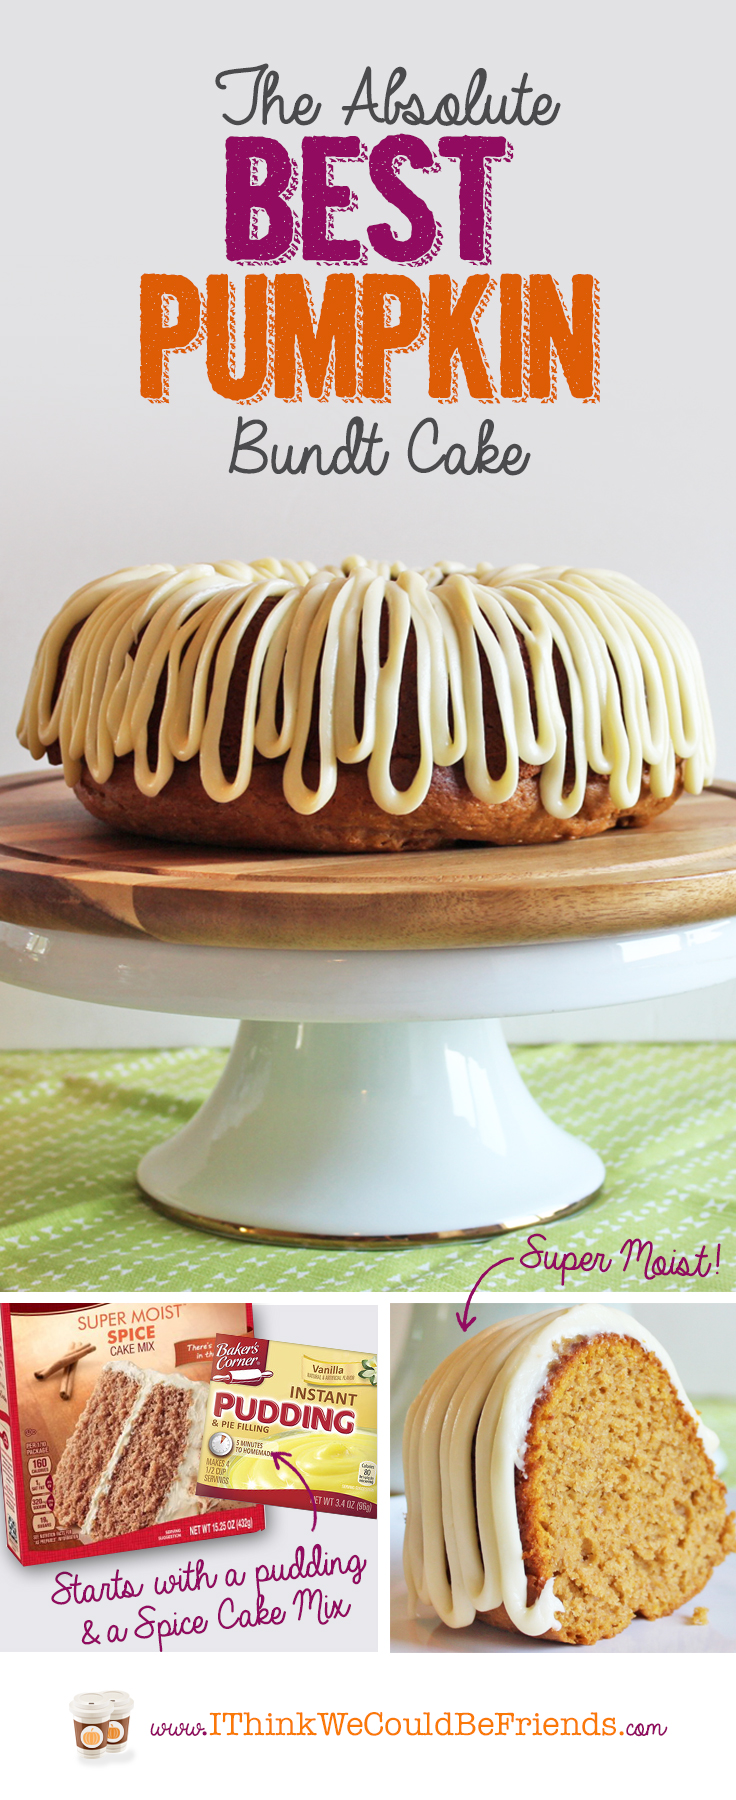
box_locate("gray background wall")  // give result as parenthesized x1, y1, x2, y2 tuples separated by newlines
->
(2, 0, 733, 1048)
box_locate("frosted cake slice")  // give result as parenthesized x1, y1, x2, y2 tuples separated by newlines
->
(54, 1363, 208, 1540)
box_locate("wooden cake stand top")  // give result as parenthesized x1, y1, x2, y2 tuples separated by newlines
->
(1, 770, 736, 951)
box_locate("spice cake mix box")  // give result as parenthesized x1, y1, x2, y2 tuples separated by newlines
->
(0, 1302, 266, 1565)
(196, 1334, 377, 1519)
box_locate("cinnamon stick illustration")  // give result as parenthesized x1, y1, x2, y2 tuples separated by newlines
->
(60, 1344, 85, 1400)
(34, 1344, 95, 1381)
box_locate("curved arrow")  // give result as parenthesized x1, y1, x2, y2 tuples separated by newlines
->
(456, 1257, 515, 1332)
(271, 1451, 318, 1532)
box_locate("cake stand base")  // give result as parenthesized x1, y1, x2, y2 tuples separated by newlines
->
(4, 777, 736, 1248)
(136, 1018, 604, 1245)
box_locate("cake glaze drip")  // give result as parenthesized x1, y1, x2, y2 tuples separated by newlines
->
(18, 558, 715, 818)
(402, 1305, 719, 1636)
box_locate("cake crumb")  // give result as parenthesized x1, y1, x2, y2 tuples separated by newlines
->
(685, 1607, 708, 1626)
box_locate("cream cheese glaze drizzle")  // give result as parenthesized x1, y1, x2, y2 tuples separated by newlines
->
(18, 557, 715, 816)
(402, 1305, 720, 1636)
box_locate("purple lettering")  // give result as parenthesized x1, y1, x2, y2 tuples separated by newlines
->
(438, 135, 512, 261)
(302, 136, 365, 262)
(226, 136, 297, 262)
(367, 135, 441, 264)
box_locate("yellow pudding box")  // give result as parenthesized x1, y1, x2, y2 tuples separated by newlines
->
(195, 1336, 377, 1520)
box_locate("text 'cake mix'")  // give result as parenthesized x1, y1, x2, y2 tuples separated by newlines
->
(0, 1302, 265, 1565)
(196, 1334, 377, 1518)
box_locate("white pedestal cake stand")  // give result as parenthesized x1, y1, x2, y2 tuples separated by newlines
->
(1, 771, 736, 1247)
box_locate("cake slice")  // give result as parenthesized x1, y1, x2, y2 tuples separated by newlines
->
(55, 1363, 208, 1540)
(403, 1306, 735, 1645)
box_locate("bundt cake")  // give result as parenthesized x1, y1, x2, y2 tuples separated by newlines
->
(402, 1305, 734, 1645)
(18, 558, 715, 851)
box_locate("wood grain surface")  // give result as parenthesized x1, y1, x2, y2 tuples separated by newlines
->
(1, 769, 736, 949)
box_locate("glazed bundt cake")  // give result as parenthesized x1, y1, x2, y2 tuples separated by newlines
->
(402, 1305, 734, 1645)
(18, 559, 714, 851)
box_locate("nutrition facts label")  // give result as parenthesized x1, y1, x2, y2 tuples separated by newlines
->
(26, 1441, 55, 1532)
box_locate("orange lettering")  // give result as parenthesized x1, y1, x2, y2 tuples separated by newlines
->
(528, 274, 600, 401)
(428, 274, 496, 401)
(140, 274, 203, 402)
(206, 275, 272, 403)
(273, 273, 357, 401)
(361, 275, 425, 401)
(500, 272, 525, 399)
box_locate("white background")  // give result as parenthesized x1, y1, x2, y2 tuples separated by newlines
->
(1, 0, 735, 1047)
(0, 1651, 731, 1798)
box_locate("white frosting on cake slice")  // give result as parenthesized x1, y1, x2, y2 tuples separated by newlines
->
(79, 1365, 210, 1540)
(403, 1304, 720, 1636)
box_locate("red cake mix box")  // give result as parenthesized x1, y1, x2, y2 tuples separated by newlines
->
(0, 1302, 265, 1565)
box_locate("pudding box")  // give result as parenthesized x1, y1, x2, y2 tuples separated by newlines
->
(196, 1333, 378, 1518)
(0, 1301, 265, 1566)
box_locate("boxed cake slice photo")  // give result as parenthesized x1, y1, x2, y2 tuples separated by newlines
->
(54, 1362, 211, 1541)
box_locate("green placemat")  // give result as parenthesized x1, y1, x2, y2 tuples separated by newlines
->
(695, 1399, 736, 1482)
(0, 1043, 734, 1291)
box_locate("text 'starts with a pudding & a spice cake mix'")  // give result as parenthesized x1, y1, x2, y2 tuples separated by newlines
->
(0, 19, 734, 1299)
(0, 7, 734, 1788)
